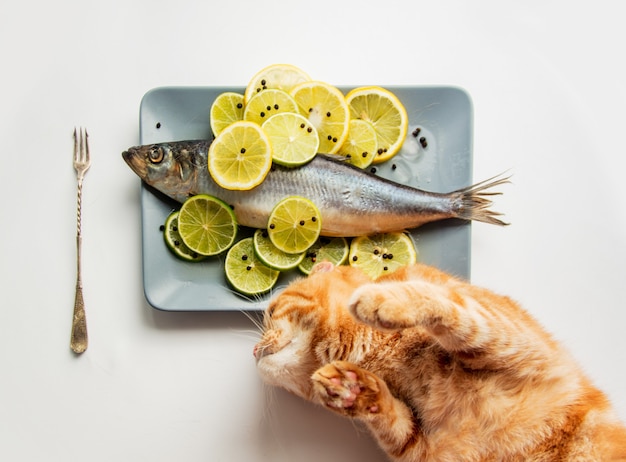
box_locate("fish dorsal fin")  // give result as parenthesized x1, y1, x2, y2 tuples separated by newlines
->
(317, 153, 349, 163)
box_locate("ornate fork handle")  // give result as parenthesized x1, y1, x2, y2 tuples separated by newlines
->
(71, 236, 88, 353)
(71, 128, 90, 354)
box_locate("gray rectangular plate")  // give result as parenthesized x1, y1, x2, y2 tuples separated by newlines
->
(138, 86, 473, 311)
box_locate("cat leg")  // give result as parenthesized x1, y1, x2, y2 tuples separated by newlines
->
(349, 279, 447, 331)
(311, 361, 420, 457)
(348, 278, 547, 360)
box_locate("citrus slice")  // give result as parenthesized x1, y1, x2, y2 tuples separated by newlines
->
(348, 232, 417, 279)
(208, 121, 272, 190)
(261, 112, 319, 167)
(290, 81, 350, 154)
(244, 63, 311, 104)
(298, 236, 349, 275)
(225, 237, 280, 296)
(177, 195, 238, 256)
(243, 89, 299, 126)
(345, 86, 409, 164)
(337, 119, 378, 169)
(253, 229, 305, 271)
(162, 211, 207, 262)
(209, 91, 244, 136)
(267, 196, 322, 254)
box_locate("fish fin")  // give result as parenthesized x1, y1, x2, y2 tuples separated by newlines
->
(454, 173, 511, 226)
(317, 153, 351, 163)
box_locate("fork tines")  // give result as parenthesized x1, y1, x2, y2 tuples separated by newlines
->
(73, 127, 91, 177)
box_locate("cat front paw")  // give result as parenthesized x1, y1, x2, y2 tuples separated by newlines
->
(311, 361, 384, 417)
(348, 283, 417, 330)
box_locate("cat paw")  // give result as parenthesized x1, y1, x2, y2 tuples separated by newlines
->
(311, 361, 384, 417)
(348, 283, 417, 330)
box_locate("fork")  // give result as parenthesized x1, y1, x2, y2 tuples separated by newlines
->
(70, 128, 91, 354)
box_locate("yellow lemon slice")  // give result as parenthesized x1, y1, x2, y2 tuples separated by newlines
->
(348, 232, 417, 279)
(337, 119, 378, 169)
(345, 86, 409, 164)
(225, 237, 280, 296)
(267, 196, 322, 254)
(208, 121, 272, 191)
(290, 81, 350, 154)
(261, 112, 319, 167)
(244, 63, 311, 104)
(177, 195, 238, 256)
(243, 89, 299, 126)
(209, 91, 244, 137)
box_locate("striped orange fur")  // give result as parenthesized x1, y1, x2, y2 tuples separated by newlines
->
(254, 263, 626, 461)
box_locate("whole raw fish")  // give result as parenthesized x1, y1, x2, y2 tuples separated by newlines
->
(122, 140, 507, 236)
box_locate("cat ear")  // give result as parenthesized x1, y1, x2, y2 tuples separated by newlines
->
(310, 261, 336, 274)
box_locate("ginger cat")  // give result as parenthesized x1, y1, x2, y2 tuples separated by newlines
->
(254, 262, 626, 461)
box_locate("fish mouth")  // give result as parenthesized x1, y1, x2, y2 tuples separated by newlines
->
(122, 148, 147, 178)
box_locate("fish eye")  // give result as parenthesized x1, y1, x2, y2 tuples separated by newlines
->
(148, 147, 164, 164)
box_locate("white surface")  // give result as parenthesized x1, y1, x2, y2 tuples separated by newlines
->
(1, 1, 625, 460)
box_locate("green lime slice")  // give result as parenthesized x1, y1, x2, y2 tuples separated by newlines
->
(253, 229, 305, 271)
(177, 194, 238, 256)
(348, 232, 417, 279)
(298, 236, 349, 274)
(261, 112, 319, 167)
(162, 211, 207, 262)
(225, 237, 280, 296)
(267, 196, 322, 255)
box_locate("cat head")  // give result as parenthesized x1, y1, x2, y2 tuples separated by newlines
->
(254, 262, 372, 399)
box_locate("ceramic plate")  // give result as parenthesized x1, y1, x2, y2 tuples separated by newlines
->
(136, 86, 473, 311)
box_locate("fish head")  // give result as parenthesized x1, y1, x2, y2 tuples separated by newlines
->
(122, 142, 205, 202)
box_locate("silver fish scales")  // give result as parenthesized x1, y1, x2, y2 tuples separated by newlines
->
(122, 140, 508, 237)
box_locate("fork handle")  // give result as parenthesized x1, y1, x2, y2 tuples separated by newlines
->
(70, 235, 88, 353)
(71, 283, 88, 353)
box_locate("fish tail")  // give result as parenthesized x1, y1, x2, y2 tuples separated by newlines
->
(453, 173, 511, 226)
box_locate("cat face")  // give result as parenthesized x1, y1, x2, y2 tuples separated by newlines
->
(254, 263, 371, 399)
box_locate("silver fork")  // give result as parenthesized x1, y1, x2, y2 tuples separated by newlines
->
(71, 128, 91, 354)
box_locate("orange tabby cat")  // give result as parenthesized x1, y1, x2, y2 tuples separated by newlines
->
(254, 262, 626, 461)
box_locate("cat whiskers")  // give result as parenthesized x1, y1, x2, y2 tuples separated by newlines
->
(239, 309, 265, 333)
(221, 285, 264, 305)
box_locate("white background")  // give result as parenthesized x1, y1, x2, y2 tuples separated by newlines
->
(1, 1, 625, 460)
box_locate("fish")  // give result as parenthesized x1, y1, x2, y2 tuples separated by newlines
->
(122, 140, 508, 237)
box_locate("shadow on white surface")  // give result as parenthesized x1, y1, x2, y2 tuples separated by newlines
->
(140, 308, 387, 460)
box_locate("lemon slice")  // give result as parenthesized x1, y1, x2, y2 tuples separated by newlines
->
(162, 211, 207, 262)
(337, 119, 378, 169)
(290, 81, 350, 154)
(267, 196, 322, 254)
(177, 195, 238, 256)
(345, 86, 409, 164)
(298, 236, 349, 275)
(208, 121, 272, 190)
(348, 232, 417, 279)
(253, 229, 305, 271)
(243, 88, 299, 126)
(225, 237, 280, 296)
(261, 112, 319, 167)
(209, 91, 244, 137)
(244, 63, 311, 104)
